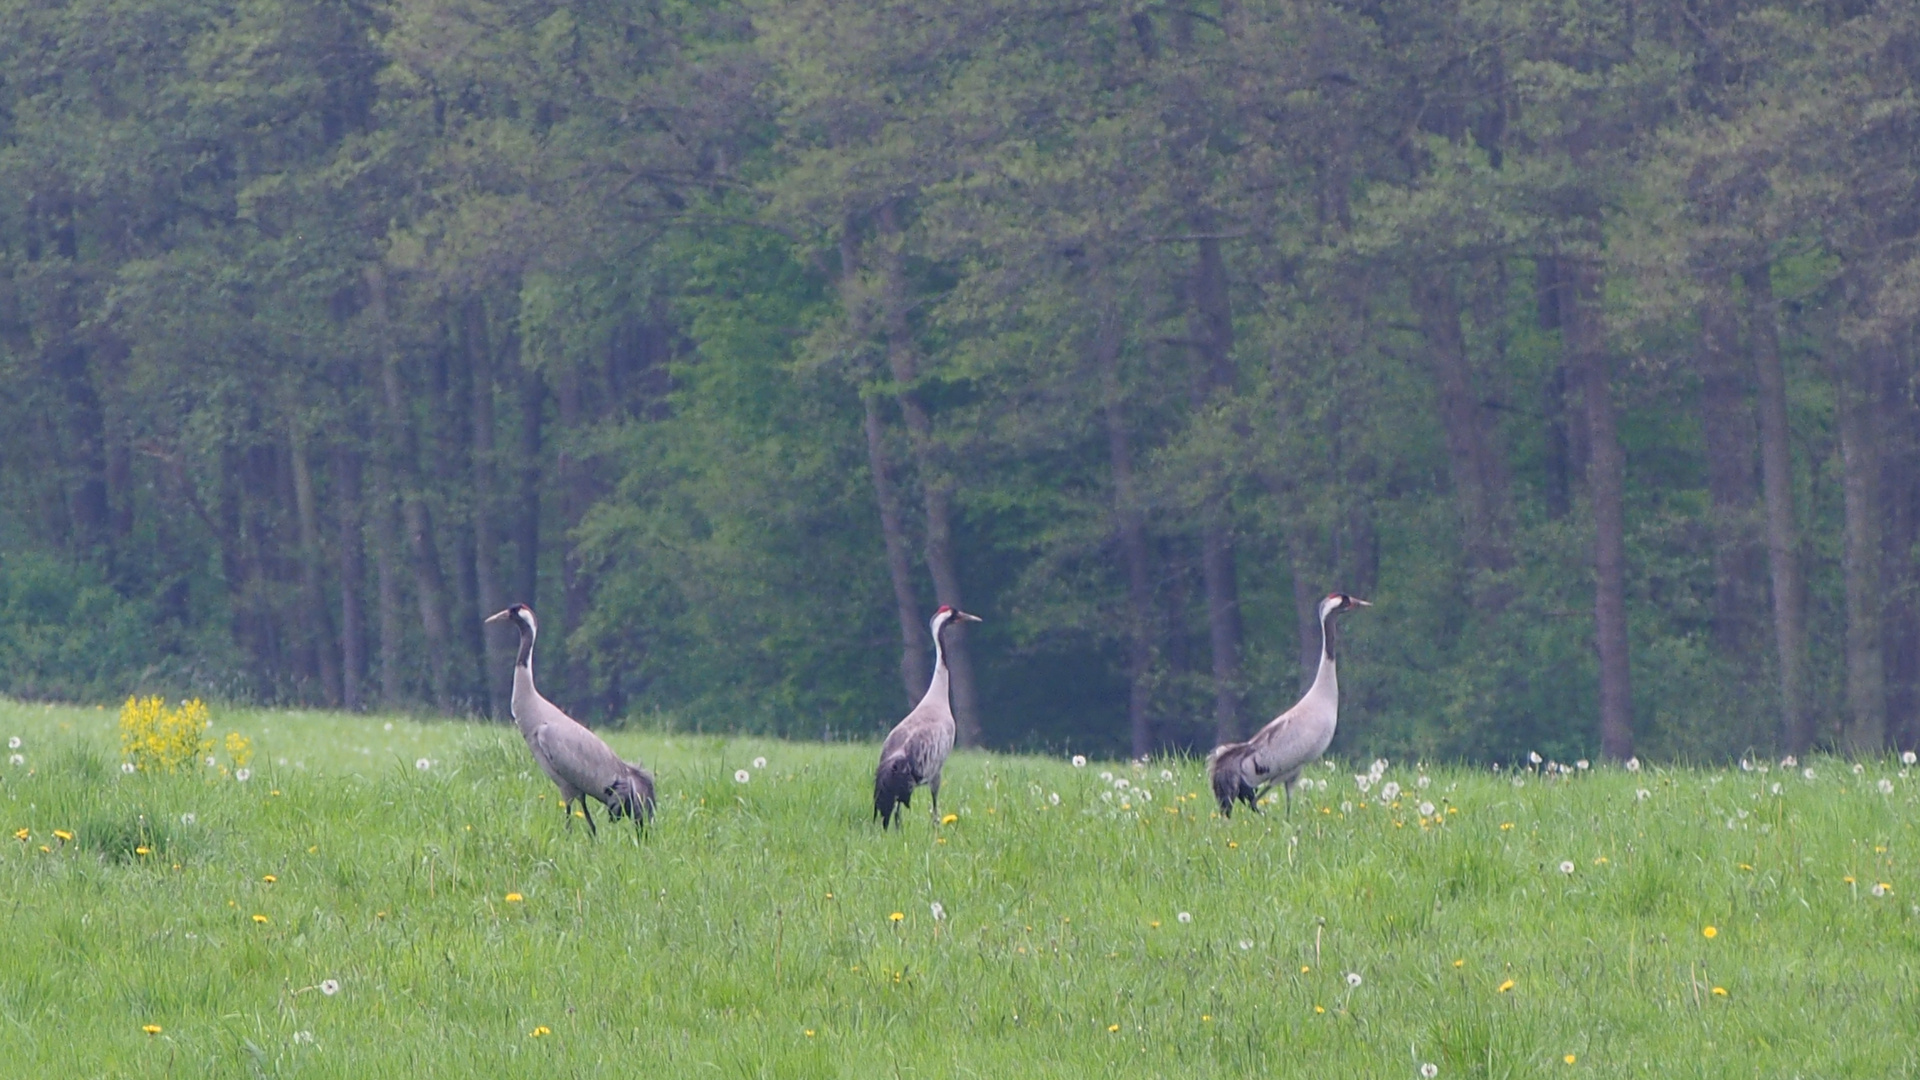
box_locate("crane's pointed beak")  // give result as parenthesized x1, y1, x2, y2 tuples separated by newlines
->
(484, 609, 513, 625)
(958, 611, 984, 624)
(1351, 598, 1372, 607)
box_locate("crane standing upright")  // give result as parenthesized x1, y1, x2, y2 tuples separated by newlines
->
(873, 606, 983, 828)
(1208, 592, 1369, 816)
(485, 604, 655, 834)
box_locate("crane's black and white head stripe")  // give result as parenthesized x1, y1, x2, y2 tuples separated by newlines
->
(485, 604, 538, 666)
(1317, 593, 1370, 621)
(930, 605, 984, 637)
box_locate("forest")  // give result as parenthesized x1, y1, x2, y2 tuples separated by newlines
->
(0, 0, 1916, 763)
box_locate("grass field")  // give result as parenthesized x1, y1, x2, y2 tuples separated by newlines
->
(1, 698, 1916, 1077)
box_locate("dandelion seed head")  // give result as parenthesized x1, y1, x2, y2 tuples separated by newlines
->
(7, 754, 21, 767)
(1177, 911, 1192, 923)
(1559, 861, 1575, 875)
(1419, 801, 1436, 817)
(1853, 763, 1865, 775)
(1099, 771, 1113, 782)
(1879, 778, 1894, 794)
(6, 737, 18, 749)
(1804, 768, 1816, 780)
(1770, 783, 1782, 795)
(1114, 778, 1129, 789)
(1872, 882, 1892, 897)
(1781, 755, 1797, 767)
(1528, 751, 1543, 765)
(1626, 757, 1641, 772)
(1417, 775, 1430, 788)
(416, 758, 431, 771)
(1160, 769, 1174, 782)
(1381, 781, 1401, 800)
(1345, 971, 1362, 988)
(293, 1030, 313, 1044)
(121, 762, 136, 774)
(1905, 751, 1918, 766)
(1636, 789, 1651, 801)
(1238, 940, 1253, 951)
(1421, 1064, 1439, 1078)
(1049, 792, 1059, 805)
(1576, 759, 1589, 770)
(1072, 755, 1087, 768)
(235, 768, 250, 782)
(205, 756, 217, 768)
(930, 902, 946, 920)
(320, 978, 340, 996)
(734, 769, 750, 783)
(752, 756, 767, 770)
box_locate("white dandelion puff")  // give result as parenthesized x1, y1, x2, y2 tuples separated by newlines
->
(1421, 1064, 1439, 1079)
(205, 756, 217, 768)
(930, 902, 946, 921)
(1528, 751, 1543, 765)
(235, 768, 251, 782)
(1853, 763, 1866, 775)
(1781, 755, 1797, 768)
(1770, 783, 1782, 795)
(9, 754, 24, 767)
(1238, 940, 1253, 951)
(320, 979, 340, 996)
(383, 722, 393, 731)
(1160, 769, 1174, 782)
(1636, 789, 1651, 801)
(1177, 911, 1192, 924)
(120, 762, 136, 774)
(1872, 883, 1890, 897)
(1576, 759, 1589, 771)
(6, 737, 18, 749)
(415, 758, 431, 771)
(734, 769, 750, 784)
(1381, 781, 1401, 801)
(1340, 801, 1354, 813)
(1354, 776, 1372, 793)
(1345, 971, 1363, 988)
(753, 756, 767, 770)
(1879, 778, 1895, 794)
(1370, 758, 1389, 777)
(1049, 792, 1060, 805)
(293, 1031, 314, 1045)
(1904, 751, 1917, 766)
(1418, 801, 1436, 817)
(180, 812, 196, 825)
(1804, 768, 1816, 780)
(1072, 755, 1087, 768)
(1626, 757, 1641, 772)
(1100, 771, 1113, 782)
(1511, 778, 1525, 788)
(1559, 861, 1575, 875)
(1417, 775, 1431, 788)
(1741, 759, 1754, 772)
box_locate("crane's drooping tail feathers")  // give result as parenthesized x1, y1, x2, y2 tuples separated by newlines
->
(604, 761, 656, 825)
(873, 754, 917, 828)
(1208, 743, 1260, 816)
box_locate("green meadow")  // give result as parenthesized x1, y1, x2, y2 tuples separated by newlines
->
(0, 698, 1915, 1078)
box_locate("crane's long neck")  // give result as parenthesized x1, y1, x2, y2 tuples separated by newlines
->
(510, 623, 540, 732)
(1304, 609, 1339, 712)
(919, 621, 952, 711)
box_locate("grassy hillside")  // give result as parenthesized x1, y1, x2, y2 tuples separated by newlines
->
(0, 698, 1915, 1078)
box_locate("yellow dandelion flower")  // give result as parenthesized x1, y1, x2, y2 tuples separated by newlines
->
(142, 1024, 162, 1035)
(135, 846, 150, 855)
(1201, 1014, 1211, 1022)
(1499, 822, 1514, 831)
(889, 912, 904, 922)
(936, 837, 947, 845)
(1592, 856, 1608, 865)
(1150, 921, 1161, 928)
(1497, 979, 1515, 993)
(262, 875, 277, 884)
(1738, 863, 1753, 871)
(1227, 841, 1238, 849)
(251, 914, 268, 924)
(12, 828, 26, 841)
(1107, 1024, 1120, 1033)
(1313, 1005, 1325, 1014)
(1702, 926, 1717, 939)
(505, 893, 524, 903)
(1447, 806, 1458, 813)
(53, 830, 72, 842)
(1564, 1054, 1576, 1065)
(528, 1025, 551, 1038)
(1301, 965, 1310, 973)
(1711, 986, 1728, 997)
(825, 892, 834, 899)
(37, 845, 49, 853)
(804, 1029, 815, 1037)
(1453, 959, 1465, 968)
(1844, 875, 1856, 884)
(940, 814, 957, 825)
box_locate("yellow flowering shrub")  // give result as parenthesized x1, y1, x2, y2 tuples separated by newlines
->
(224, 731, 254, 769)
(119, 696, 212, 773)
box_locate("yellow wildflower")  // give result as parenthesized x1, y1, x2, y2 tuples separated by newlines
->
(1497, 979, 1515, 993)
(1564, 1054, 1576, 1065)
(1300, 965, 1310, 973)
(1313, 1005, 1325, 1014)
(1201, 1014, 1211, 1022)
(529, 1026, 551, 1038)
(262, 875, 277, 884)
(1702, 926, 1717, 939)
(1227, 841, 1238, 849)
(940, 814, 957, 825)
(1453, 959, 1465, 968)
(135, 846, 150, 856)
(1107, 1024, 1120, 1033)
(505, 893, 524, 903)
(11, 828, 25, 841)
(1711, 987, 1728, 998)
(1499, 822, 1513, 831)
(142, 1024, 162, 1035)
(889, 912, 904, 922)
(251, 914, 268, 924)
(53, 830, 72, 843)
(804, 1029, 815, 1037)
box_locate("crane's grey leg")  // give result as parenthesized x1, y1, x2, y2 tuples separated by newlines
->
(581, 800, 598, 838)
(562, 798, 574, 830)
(1284, 781, 1293, 816)
(929, 773, 942, 820)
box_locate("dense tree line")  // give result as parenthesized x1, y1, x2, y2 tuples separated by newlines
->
(1, 0, 1917, 762)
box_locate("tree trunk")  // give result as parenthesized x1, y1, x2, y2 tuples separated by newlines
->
(1745, 262, 1810, 753)
(1697, 271, 1762, 657)
(1563, 257, 1634, 761)
(368, 467, 405, 707)
(332, 446, 367, 711)
(513, 362, 544, 607)
(876, 202, 980, 744)
(1412, 270, 1514, 577)
(467, 299, 509, 720)
(1092, 284, 1157, 759)
(1881, 344, 1920, 754)
(1836, 343, 1886, 754)
(1189, 234, 1243, 743)
(1537, 258, 1574, 520)
(556, 362, 595, 706)
(369, 269, 454, 711)
(289, 428, 342, 707)
(842, 222, 930, 702)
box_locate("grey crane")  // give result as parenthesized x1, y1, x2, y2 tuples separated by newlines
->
(1207, 592, 1369, 816)
(484, 604, 655, 834)
(873, 605, 983, 828)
